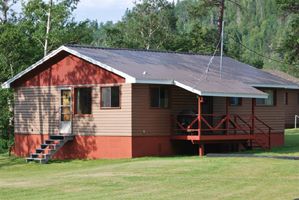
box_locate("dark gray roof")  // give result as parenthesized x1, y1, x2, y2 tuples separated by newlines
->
(263, 69, 299, 85)
(3, 45, 299, 98)
(65, 45, 299, 97)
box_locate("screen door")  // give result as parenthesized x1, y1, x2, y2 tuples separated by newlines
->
(59, 89, 72, 135)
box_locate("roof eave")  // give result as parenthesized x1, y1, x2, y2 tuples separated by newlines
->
(135, 80, 268, 99)
(250, 84, 299, 89)
(200, 91, 268, 99)
(1, 46, 66, 89)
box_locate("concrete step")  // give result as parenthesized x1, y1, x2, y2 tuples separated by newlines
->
(36, 148, 55, 154)
(50, 135, 74, 141)
(41, 143, 61, 149)
(26, 157, 47, 164)
(45, 139, 61, 144)
(30, 153, 51, 159)
(26, 135, 74, 164)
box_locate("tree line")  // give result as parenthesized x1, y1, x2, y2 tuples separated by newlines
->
(0, 0, 298, 152)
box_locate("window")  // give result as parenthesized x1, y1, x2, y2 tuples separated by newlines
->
(284, 92, 288, 105)
(101, 86, 120, 108)
(75, 88, 92, 114)
(229, 97, 242, 106)
(150, 87, 169, 108)
(256, 89, 275, 106)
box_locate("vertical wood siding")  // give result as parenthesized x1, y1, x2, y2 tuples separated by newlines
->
(14, 84, 132, 136)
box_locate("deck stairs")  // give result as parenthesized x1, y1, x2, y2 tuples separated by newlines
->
(26, 135, 73, 164)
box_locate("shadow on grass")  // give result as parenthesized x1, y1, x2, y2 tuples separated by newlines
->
(47, 159, 74, 164)
(0, 154, 25, 169)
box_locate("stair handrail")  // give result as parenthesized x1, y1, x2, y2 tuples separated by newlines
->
(233, 114, 251, 134)
(253, 115, 272, 149)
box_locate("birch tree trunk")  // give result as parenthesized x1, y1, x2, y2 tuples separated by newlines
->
(0, 0, 9, 24)
(44, 0, 52, 56)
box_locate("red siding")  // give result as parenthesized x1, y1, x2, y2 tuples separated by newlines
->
(132, 136, 174, 157)
(13, 133, 175, 159)
(270, 133, 284, 147)
(14, 133, 132, 159)
(13, 52, 125, 87)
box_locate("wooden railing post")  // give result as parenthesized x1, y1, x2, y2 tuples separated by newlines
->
(251, 98, 256, 148)
(199, 144, 204, 157)
(251, 98, 256, 133)
(268, 128, 271, 150)
(226, 97, 229, 134)
(198, 96, 203, 140)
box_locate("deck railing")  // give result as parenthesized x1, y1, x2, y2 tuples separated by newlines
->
(174, 114, 272, 149)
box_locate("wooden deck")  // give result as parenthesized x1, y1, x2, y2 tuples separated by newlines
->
(171, 134, 254, 141)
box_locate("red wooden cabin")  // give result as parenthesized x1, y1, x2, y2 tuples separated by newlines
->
(2, 45, 299, 163)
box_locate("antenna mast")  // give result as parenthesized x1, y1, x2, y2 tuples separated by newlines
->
(220, 20, 224, 79)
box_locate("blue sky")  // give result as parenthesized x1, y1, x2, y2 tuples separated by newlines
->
(13, 0, 173, 23)
(73, 0, 135, 23)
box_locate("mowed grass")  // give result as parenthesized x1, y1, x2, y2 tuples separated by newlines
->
(0, 130, 299, 200)
(250, 129, 299, 156)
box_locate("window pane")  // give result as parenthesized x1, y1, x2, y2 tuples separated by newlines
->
(61, 90, 71, 106)
(111, 87, 120, 107)
(76, 88, 92, 114)
(160, 88, 169, 108)
(256, 90, 274, 106)
(61, 114, 71, 121)
(256, 98, 265, 105)
(150, 88, 160, 107)
(101, 87, 120, 108)
(230, 97, 241, 106)
(101, 87, 111, 107)
(265, 90, 274, 105)
(61, 107, 71, 114)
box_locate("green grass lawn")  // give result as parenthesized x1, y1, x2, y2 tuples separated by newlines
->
(249, 129, 299, 156)
(0, 130, 299, 200)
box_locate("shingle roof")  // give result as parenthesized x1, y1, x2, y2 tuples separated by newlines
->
(263, 69, 299, 85)
(3, 45, 299, 98)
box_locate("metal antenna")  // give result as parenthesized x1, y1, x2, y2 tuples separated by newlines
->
(220, 20, 224, 79)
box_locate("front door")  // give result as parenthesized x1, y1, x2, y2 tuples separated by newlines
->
(59, 89, 72, 135)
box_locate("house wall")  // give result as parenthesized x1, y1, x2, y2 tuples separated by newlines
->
(14, 84, 132, 136)
(284, 90, 299, 128)
(13, 52, 133, 159)
(130, 85, 198, 157)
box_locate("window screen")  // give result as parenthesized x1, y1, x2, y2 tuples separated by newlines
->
(150, 87, 169, 108)
(75, 88, 92, 114)
(101, 86, 120, 108)
(256, 89, 275, 106)
(229, 97, 242, 106)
